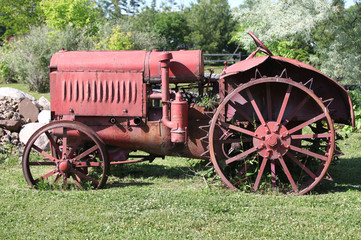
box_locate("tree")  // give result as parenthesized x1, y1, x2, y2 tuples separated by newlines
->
(185, 0, 236, 53)
(97, 0, 144, 19)
(153, 11, 189, 50)
(316, 3, 361, 84)
(0, 0, 43, 39)
(233, 0, 332, 49)
(39, 0, 100, 34)
(232, 0, 361, 84)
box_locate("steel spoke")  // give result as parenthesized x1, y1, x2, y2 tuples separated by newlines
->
(276, 85, 292, 124)
(220, 122, 256, 137)
(282, 95, 310, 126)
(63, 175, 67, 186)
(68, 141, 81, 158)
(62, 127, 68, 159)
(54, 174, 61, 184)
(246, 88, 266, 126)
(225, 147, 257, 165)
(75, 161, 103, 167)
(215, 137, 253, 144)
(32, 145, 57, 162)
(253, 157, 268, 192)
(28, 161, 56, 166)
(71, 173, 83, 189)
(34, 169, 58, 183)
(45, 131, 62, 157)
(73, 145, 99, 161)
(287, 113, 326, 135)
(286, 152, 317, 180)
(271, 160, 276, 190)
(291, 133, 331, 140)
(289, 145, 328, 161)
(266, 83, 272, 121)
(71, 169, 99, 186)
(278, 155, 299, 193)
(228, 101, 254, 125)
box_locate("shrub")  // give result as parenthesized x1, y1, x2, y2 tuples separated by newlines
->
(0, 25, 95, 92)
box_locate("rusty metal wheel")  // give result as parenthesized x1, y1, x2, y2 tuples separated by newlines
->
(209, 77, 335, 194)
(22, 120, 109, 190)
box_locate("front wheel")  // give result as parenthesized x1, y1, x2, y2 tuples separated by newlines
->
(209, 77, 335, 195)
(22, 120, 109, 190)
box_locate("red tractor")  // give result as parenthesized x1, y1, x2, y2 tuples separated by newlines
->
(22, 32, 354, 194)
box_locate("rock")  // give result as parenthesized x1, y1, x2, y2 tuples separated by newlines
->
(12, 112, 22, 121)
(0, 87, 36, 102)
(19, 123, 48, 150)
(11, 132, 19, 140)
(19, 98, 39, 122)
(0, 120, 23, 132)
(1, 134, 11, 143)
(0, 128, 5, 137)
(37, 96, 51, 110)
(38, 110, 51, 124)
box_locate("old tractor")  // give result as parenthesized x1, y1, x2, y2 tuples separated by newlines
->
(22, 32, 354, 194)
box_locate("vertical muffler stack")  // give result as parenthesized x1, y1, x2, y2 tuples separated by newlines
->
(159, 53, 188, 143)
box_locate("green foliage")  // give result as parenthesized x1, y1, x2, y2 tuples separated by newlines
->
(0, 25, 95, 92)
(195, 94, 219, 109)
(39, 0, 100, 34)
(185, 0, 236, 53)
(153, 11, 189, 50)
(95, 25, 134, 50)
(315, 3, 361, 84)
(0, 0, 43, 39)
(97, 0, 144, 18)
(233, 0, 360, 84)
(268, 39, 312, 63)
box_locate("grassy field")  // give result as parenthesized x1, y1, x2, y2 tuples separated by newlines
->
(0, 132, 360, 239)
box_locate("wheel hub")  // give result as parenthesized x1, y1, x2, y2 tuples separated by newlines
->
(58, 160, 72, 173)
(253, 122, 291, 160)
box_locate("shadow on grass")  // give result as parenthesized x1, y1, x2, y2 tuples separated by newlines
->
(105, 156, 361, 194)
(105, 160, 208, 188)
(313, 157, 361, 194)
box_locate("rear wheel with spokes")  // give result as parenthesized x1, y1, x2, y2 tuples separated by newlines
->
(209, 77, 335, 195)
(22, 120, 109, 190)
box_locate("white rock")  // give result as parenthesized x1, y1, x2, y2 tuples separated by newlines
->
(19, 123, 49, 150)
(37, 96, 51, 110)
(0, 87, 36, 101)
(38, 110, 51, 124)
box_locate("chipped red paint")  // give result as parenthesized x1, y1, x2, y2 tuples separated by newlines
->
(22, 32, 355, 194)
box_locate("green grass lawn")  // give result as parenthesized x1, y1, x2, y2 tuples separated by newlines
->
(0, 132, 360, 239)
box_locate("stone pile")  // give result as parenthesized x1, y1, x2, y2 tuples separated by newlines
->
(0, 87, 51, 149)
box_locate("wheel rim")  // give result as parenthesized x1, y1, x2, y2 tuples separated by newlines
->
(22, 121, 109, 190)
(209, 78, 335, 194)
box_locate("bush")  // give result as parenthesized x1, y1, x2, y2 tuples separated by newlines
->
(95, 25, 134, 51)
(97, 20, 166, 51)
(0, 25, 95, 92)
(0, 20, 165, 92)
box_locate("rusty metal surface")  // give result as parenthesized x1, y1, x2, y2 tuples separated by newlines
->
(209, 78, 335, 195)
(22, 120, 109, 189)
(22, 34, 354, 193)
(220, 55, 354, 126)
(50, 71, 145, 117)
(50, 50, 203, 83)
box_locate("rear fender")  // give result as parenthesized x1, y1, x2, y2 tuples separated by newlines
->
(221, 56, 354, 126)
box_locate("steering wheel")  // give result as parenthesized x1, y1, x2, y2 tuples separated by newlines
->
(248, 31, 273, 56)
